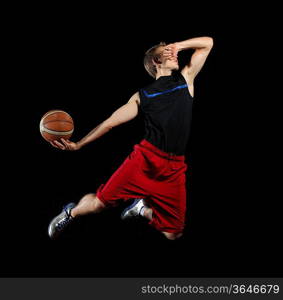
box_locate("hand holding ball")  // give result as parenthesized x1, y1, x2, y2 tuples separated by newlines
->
(40, 110, 74, 142)
(40, 110, 79, 150)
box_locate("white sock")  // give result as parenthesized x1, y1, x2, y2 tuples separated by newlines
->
(134, 199, 146, 216)
(140, 206, 146, 217)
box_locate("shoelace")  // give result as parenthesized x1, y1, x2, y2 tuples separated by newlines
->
(56, 208, 72, 229)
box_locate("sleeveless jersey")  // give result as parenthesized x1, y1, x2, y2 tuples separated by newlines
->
(139, 71, 193, 155)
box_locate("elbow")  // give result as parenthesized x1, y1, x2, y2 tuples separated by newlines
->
(205, 37, 214, 48)
(103, 119, 115, 131)
(197, 36, 213, 49)
(106, 124, 113, 131)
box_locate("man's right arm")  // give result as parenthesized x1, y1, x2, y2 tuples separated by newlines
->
(51, 92, 140, 150)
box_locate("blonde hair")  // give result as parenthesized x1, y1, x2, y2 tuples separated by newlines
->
(143, 42, 166, 78)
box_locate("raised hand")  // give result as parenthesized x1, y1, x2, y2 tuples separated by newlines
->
(162, 43, 179, 61)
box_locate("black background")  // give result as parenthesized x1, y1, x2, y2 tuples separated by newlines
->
(1, 4, 281, 278)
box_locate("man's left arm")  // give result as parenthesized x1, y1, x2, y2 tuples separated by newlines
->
(165, 37, 213, 84)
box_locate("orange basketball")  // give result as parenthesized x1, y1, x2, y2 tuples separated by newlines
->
(40, 110, 74, 142)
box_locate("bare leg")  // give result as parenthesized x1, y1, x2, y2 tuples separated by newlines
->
(142, 207, 182, 240)
(162, 232, 183, 240)
(142, 207, 153, 221)
(70, 193, 106, 218)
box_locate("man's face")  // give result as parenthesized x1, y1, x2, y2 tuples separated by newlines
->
(156, 46, 179, 70)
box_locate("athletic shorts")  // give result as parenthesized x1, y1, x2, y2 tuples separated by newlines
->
(96, 139, 188, 234)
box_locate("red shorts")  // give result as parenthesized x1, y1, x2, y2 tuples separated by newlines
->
(96, 139, 188, 234)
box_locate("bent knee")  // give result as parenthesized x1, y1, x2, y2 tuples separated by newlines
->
(82, 193, 96, 201)
(95, 196, 106, 211)
(163, 232, 183, 240)
(82, 193, 105, 211)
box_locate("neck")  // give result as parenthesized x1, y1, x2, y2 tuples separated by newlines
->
(155, 69, 172, 80)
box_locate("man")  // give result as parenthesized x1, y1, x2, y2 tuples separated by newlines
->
(48, 36, 213, 240)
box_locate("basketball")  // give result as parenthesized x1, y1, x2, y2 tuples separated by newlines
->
(40, 110, 74, 142)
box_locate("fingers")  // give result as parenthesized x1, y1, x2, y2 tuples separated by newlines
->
(163, 46, 178, 61)
(164, 53, 178, 61)
(163, 49, 173, 57)
(164, 44, 178, 57)
(163, 52, 175, 60)
(50, 141, 59, 148)
(61, 138, 77, 151)
(164, 44, 175, 53)
(60, 138, 71, 150)
(166, 43, 177, 51)
(50, 140, 66, 150)
(55, 140, 66, 150)
(168, 55, 178, 61)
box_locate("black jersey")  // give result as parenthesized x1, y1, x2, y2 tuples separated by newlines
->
(139, 71, 193, 155)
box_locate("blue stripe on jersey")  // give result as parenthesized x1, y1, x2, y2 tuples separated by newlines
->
(143, 84, 188, 98)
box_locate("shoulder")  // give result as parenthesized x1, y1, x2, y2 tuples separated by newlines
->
(128, 91, 141, 105)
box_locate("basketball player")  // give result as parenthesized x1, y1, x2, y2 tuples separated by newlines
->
(48, 36, 213, 240)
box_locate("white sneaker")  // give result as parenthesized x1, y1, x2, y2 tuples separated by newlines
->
(48, 202, 75, 239)
(121, 198, 145, 220)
